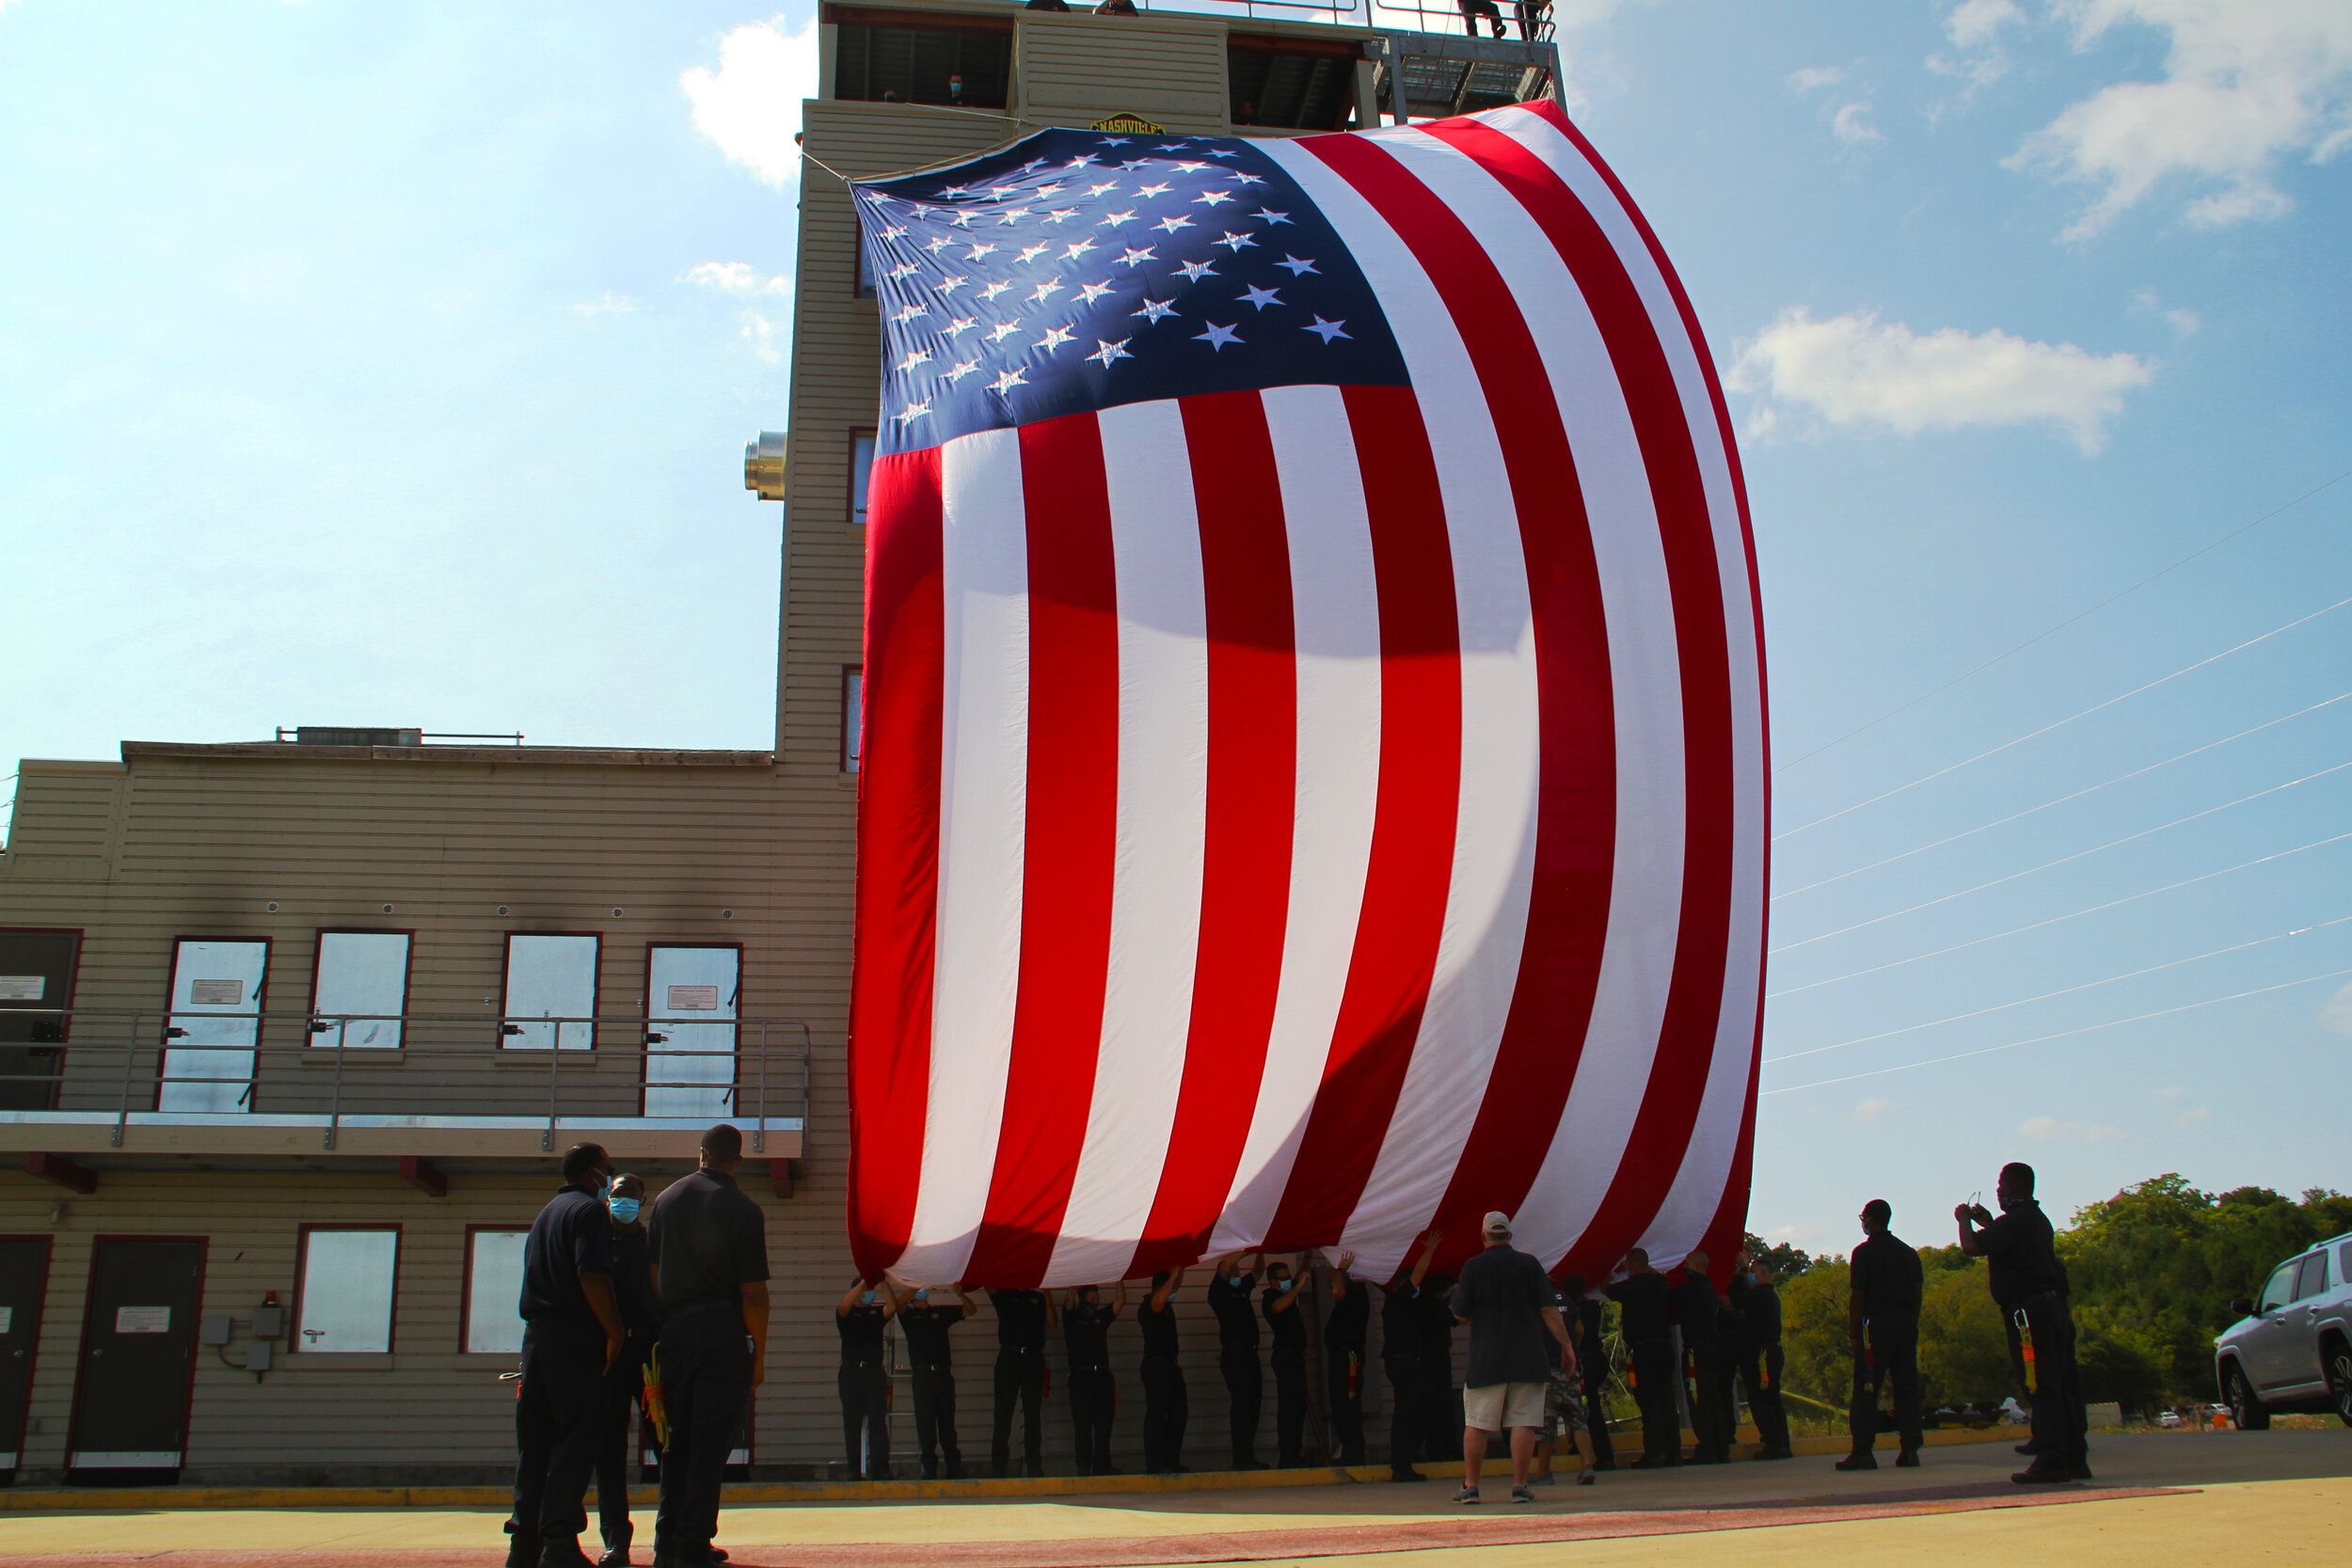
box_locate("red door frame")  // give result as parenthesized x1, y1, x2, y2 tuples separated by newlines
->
(0, 927, 84, 1111)
(64, 1234, 209, 1471)
(639, 942, 745, 1117)
(0, 1235, 54, 1468)
(156, 936, 271, 1112)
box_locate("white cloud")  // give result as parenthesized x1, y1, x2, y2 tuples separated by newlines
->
(684, 261, 794, 365)
(1850, 1097, 1892, 1125)
(2010, 1, 2352, 240)
(2149, 1083, 2186, 1100)
(1932, 0, 2026, 89)
(2129, 286, 2201, 335)
(1832, 101, 1884, 147)
(681, 15, 822, 190)
(683, 261, 792, 299)
(569, 293, 635, 318)
(2172, 1104, 2212, 1129)
(1788, 65, 1846, 93)
(2017, 1115, 2128, 1146)
(2320, 979, 2352, 1035)
(1728, 308, 2154, 454)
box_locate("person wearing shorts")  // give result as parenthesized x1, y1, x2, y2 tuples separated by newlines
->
(1450, 1212, 1574, 1505)
(1533, 1288, 1598, 1484)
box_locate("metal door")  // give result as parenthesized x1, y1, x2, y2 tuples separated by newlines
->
(0, 1239, 51, 1471)
(159, 939, 267, 1112)
(644, 945, 739, 1119)
(2245, 1259, 2308, 1392)
(68, 1238, 205, 1472)
(0, 928, 78, 1111)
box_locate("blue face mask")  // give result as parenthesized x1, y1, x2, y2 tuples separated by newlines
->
(608, 1196, 641, 1224)
(862, 1291, 878, 1306)
(914, 1289, 930, 1302)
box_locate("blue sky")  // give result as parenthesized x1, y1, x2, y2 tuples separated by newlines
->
(4, 2, 2347, 1256)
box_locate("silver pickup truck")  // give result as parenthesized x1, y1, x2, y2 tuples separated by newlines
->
(2214, 1230, 2352, 1429)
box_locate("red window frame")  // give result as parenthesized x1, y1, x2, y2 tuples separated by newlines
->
(290, 1223, 404, 1354)
(459, 1225, 531, 1354)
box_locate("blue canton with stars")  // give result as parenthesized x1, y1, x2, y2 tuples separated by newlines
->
(856, 128, 1408, 456)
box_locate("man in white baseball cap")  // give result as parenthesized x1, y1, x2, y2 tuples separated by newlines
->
(1449, 1211, 1573, 1504)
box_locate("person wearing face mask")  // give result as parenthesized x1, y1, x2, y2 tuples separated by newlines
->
(892, 1282, 976, 1480)
(1262, 1259, 1310, 1468)
(592, 1175, 660, 1566)
(1207, 1252, 1265, 1470)
(836, 1276, 896, 1480)
(1062, 1282, 1125, 1476)
(507, 1142, 624, 1568)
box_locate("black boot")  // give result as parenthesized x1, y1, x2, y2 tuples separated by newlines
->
(504, 1528, 544, 1568)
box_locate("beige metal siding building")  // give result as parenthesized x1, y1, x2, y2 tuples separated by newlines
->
(1, 1, 1553, 1486)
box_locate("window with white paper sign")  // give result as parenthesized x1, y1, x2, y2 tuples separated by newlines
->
(294, 1227, 399, 1353)
(501, 933, 598, 1051)
(160, 937, 268, 1113)
(310, 930, 411, 1049)
(463, 1228, 528, 1354)
(644, 944, 739, 1119)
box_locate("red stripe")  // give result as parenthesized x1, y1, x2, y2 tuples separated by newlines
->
(961, 414, 1124, 1287)
(847, 446, 946, 1278)
(1262, 385, 1463, 1251)
(1295, 132, 1616, 1267)
(1130, 390, 1298, 1276)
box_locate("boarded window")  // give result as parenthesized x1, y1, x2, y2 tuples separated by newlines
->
(464, 1229, 529, 1354)
(294, 1227, 399, 1353)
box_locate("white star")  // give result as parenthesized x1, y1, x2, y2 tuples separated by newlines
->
(988, 322, 1022, 343)
(1086, 182, 1120, 197)
(880, 225, 908, 242)
(1033, 182, 1065, 198)
(944, 315, 978, 337)
(1192, 189, 1234, 206)
(1040, 325, 1076, 353)
(1097, 136, 1130, 147)
(896, 347, 934, 372)
(1043, 208, 1081, 224)
(892, 303, 930, 324)
(1252, 208, 1291, 225)
(1275, 254, 1320, 277)
(980, 280, 1012, 301)
(886, 261, 919, 280)
(1018, 243, 1051, 263)
(1116, 245, 1157, 268)
(989, 184, 1020, 199)
(1156, 142, 1190, 151)
(1020, 158, 1048, 173)
(895, 398, 931, 423)
(1215, 230, 1257, 252)
(1134, 296, 1179, 324)
(949, 211, 977, 229)
(1077, 279, 1115, 304)
(965, 242, 998, 261)
(1172, 160, 1208, 172)
(945, 358, 981, 383)
(1176, 259, 1218, 282)
(1089, 337, 1133, 367)
(1061, 237, 1098, 261)
(1304, 315, 1350, 343)
(940, 274, 970, 293)
(1099, 209, 1139, 229)
(1028, 276, 1066, 304)
(1239, 283, 1282, 310)
(1154, 214, 1194, 234)
(1195, 322, 1242, 351)
(1064, 154, 1097, 169)
(1207, 148, 1242, 159)
(924, 236, 953, 254)
(1136, 182, 1172, 199)
(911, 205, 936, 220)
(941, 182, 973, 198)
(1232, 171, 1265, 184)
(994, 207, 1031, 226)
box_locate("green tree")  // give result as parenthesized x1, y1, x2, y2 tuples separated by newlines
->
(1777, 1257, 1851, 1411)
(1915, 1259, 2012, 1407)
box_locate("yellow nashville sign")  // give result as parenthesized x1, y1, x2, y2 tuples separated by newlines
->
(1089, 112, 1168, 135)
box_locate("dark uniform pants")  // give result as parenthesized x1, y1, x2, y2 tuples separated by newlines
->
(1579, 1352, 1616, 1469)
(839, 1359, 890, 1478)
(1218, 1344, 1263, 1465)
(1628, 1338, 1679, 1465)
(1419, 1357, 1456, 1462)
(654, 1303, 752, 1558)
(1270, 1345, 1308, 1465)
(1326, 1346, 1366, 1465)
(1689, 1338, 1736, 1459)
(991, 1348, 1045, 1476)
(1851, 1313, 1922, 1456)
(595, 1336, 656, 1551)
(910, 1363, 961, 1478)
(512, 1321, 607, 1545)
(1141, 1354, 1188, 1472)
(1383, 1354, 1424, 1476)
(1736, 1342, 1789, 1454)
(2017, 1292, 2087, 1471)
(1070, 1364, 1116, 1474)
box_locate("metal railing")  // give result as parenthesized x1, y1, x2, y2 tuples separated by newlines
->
(0, 1006, 814, 1155)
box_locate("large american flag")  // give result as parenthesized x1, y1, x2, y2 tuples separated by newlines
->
(848, 100, 1767, 1290)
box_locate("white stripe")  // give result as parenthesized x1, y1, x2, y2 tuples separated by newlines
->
(897, 427, 1031, 1285)
(1256, 135, 1542, 1286)
(1209, 383, 1383, 1254)
(1486, 105, 1769, 1262)
(1046, 400, 1211, 1286)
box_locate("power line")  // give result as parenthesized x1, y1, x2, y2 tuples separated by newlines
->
(1760, 964, 2352, 1096)
(1769, 757, 2352, 957)
(1774, 591, 2352, 843)
(1765, 913, 2352, 1065)
(1771, 691, 2352, 901)
(1767, 828, 2352, 999)
(1772, 465, 2352, 775)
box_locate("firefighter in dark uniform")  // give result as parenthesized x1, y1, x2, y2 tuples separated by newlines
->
(1960, 1162, 2089, 1483)
(1675, 1250, 1735, 1464)
(1726, 1252, 1792, 1460)
(1563, 1276, 1615, 1471)
(1263, 1259, 1311, 1467)
(595, 1173, 660, 1567)
(1383, 1230, 1441, 1481)
(1138, 1269, 1189, 1473)
(834, 1276, 893, 1479)
(988, 1287, 1055, 1477)
(1415, 1267, 1458, 1463)
(645, 1124, 770, 1568)
(1207, 1252, 1266, 1468)
(1063, 1282, 1124, 1475)
(893, 1283, 975, 1480)
(508, 1142, 623, 1568)
(1604, 1250, 1678, 1468)
(1841, 1199, 1924, 1471)
(1324, 1250, 1369, 1466)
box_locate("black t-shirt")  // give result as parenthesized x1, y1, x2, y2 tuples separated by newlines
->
(992, 1289, 1049, 1353)
(1138, 1297, 1179, 1359)
(520, 1182, 615, 1338)
(898, 1301, 962, 1369)
(1208, 1273, 1259, 1348)
(1673, 1274, 1723, 1346)
(1576, 1296, 1608, 1390)
(1453, 1244, 1555, 1386)
(1729, 1278, 1782, 1347)
(1851, 1233, 1925, 1317)
(1382, 1281, 1421, 1361)
(1417, 1283, 1455, 1361)
(645, 1169, 769, 1314)
(837, 1299, 887, 1366)
(1064, 1300, 1117, 1370)
(610, 1225, 660, 1338)
(1604, 1272, 1672, 1343)
(1263, 1281, 1306, 1353)
(1977, 1199, 2066, 1307)
(1326, 1278, 1370, 1350)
